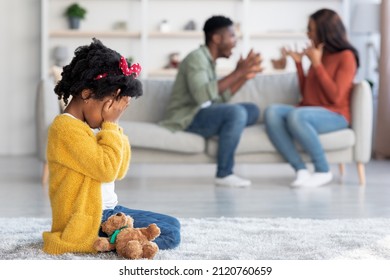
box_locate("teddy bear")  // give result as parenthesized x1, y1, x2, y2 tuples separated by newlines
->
(93, 212, 161, 259)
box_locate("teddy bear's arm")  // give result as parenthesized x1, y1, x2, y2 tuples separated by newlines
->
(140, 224, 161, 241)
(93, 237, 116, 252)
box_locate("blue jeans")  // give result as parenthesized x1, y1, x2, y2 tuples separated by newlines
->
(186, 103, 260, 178)
(264, 105, 348, 172)
(100, 205, 181, 250)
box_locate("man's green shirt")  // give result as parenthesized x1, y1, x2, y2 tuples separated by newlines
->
(159, 45, 233, 131)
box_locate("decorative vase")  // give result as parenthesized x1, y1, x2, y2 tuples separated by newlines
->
(159, 20, 170, 33)
(53, 46, 69, 66)
(68, 17, 80, 29)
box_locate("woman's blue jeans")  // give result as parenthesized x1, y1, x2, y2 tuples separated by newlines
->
(100, 205, 181, 250)
(264, 104, 348, 172)
(186, 103, 260, 178)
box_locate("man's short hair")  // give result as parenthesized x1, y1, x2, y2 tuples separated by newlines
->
(203, 15, 233, 45)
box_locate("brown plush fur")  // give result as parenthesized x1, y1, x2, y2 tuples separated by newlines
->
(93, 212, 161, 259)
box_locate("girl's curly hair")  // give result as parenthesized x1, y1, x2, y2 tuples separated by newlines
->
(54, 38, 143, 105)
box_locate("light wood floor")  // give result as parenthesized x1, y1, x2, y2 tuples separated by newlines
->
(1, 156, 390, 219)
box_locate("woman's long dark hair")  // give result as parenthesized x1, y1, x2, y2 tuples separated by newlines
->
(310, 9, 360, 67)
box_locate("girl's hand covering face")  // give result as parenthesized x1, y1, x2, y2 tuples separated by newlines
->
(102, 89, 131, 123)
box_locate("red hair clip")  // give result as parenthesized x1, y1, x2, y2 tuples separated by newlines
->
(94, 56, 142, 80)
(94, 73, 108, 80)
(119, 56, 142, 78)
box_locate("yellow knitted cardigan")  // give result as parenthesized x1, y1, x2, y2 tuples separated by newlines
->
(42, 115, 130, 255)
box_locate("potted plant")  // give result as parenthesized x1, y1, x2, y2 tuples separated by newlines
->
(64, 3, 87, 30)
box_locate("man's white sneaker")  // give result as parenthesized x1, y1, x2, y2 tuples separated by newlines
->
(215, 174, 251, 187)
(291, 169, 311, 187)
(299, 172, 333, 188)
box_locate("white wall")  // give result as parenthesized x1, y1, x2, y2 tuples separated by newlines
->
(349, 0, 381, 85)
(349, 0, 381, 152)
(0, 0, 40, 155)
(0, 0, 380, 156)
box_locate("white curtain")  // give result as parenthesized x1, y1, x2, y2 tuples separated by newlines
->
(375, 0, 390, 157)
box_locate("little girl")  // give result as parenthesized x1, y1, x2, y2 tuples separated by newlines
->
(43, 38, 180, 255)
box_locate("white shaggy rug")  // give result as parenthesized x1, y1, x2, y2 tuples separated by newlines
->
(1, 217, 390, 260)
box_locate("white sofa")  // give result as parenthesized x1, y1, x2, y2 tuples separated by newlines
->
(36, 72, 373, 185)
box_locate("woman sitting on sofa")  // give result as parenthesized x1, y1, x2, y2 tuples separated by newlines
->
(264, 8, 359, 188)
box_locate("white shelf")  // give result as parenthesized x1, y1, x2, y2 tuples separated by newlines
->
(148, 31, 203, 38)
(148, 68, 236, 78)
(148, 68, 295, 78)
(41, 0, 349, 79)
(250, 31, 306, 39)
(148, 31, 244, 39)
(251, 0, 342, 1)
(50, 30, 141, 38)
(148, 68, 178, 78)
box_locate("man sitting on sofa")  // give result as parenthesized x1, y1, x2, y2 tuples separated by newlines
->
(159, 15, 263, 187)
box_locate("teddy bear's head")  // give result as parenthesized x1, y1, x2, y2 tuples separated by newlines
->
(101, 212, 134, 235)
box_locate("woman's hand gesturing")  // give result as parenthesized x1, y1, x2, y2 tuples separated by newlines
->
(283, 46, 304, 64)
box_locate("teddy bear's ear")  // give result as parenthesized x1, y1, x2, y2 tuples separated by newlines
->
(101, 220, 111, 234)
(101, 214, 120, 234)
(125, 215, 134, 228)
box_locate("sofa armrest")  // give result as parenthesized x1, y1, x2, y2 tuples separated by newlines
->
(351, 80, 373, 163)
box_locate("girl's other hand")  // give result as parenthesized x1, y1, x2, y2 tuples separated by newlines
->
(102, 95, 131, 123)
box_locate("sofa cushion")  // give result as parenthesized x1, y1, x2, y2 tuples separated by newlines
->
(230, 72, 300, 122)
(121, 121, 205, 153)
(206, 125, 356, 157)
(121, 79, 175, 123)
(318, 129, 356, 150)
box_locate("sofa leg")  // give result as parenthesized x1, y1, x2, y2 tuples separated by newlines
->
(357, 163, 366, 186)
(338, 163, 346, 184)
(338, 163, 345, 177)
(42, 162, 49, 187)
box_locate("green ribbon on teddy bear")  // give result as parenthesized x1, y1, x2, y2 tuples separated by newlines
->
(109, 226, 129, 244)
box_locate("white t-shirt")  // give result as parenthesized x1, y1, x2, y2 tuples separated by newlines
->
(100, 181, 118, 210)
(62, 113, 118, 210)
(200, 100, 212, 109)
